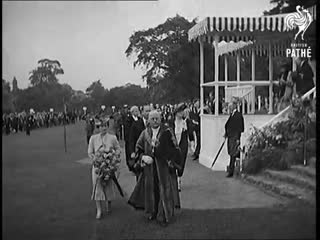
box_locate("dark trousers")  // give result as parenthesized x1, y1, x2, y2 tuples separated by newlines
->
(227, 136, 240, 175)
(194, 129, 201, 156)
(119, 126, 123, 140)
(228, 156, 236, 175)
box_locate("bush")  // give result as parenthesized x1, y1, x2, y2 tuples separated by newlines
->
(243, 146, 288, 174)
(243, 96, 312, 174)
(306, 138, 316, 158)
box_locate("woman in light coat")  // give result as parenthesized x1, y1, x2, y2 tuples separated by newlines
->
(88, 118, 121, 219)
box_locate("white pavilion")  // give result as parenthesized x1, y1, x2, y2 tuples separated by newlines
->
(188, 5, 316, 171)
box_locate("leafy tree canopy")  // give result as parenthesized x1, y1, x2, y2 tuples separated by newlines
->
(126, 15, 201, 102)
(29, 58, 64, 86)
(263, 0, 317, 15)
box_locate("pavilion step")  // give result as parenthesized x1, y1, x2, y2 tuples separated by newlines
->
(290, 165, 316, 179)
(242, 174, 315, 205)
(263, 169, 316, 191)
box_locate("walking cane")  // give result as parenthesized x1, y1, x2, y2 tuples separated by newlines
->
(211, 137, 226, 168)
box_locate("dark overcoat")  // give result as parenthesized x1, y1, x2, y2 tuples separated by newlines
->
(225, 111, 244, 158)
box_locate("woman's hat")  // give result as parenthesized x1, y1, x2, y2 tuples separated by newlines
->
(175, 103, 187, 113)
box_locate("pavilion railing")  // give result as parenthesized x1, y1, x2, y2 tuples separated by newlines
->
(260, 87, 316, 129)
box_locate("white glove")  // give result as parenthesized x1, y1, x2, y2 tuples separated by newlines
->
(141, 155, 153, 165)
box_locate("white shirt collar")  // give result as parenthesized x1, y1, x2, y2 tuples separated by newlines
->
(132, 115, 138, 121)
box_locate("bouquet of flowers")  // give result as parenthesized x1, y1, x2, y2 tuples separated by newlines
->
(93, 146, 121, 186)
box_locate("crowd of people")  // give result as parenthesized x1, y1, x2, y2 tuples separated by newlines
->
(86, 98, 244, 226)
(2, 110, 80, 136)
(274, 57, 315, 113)
(86, 102, 201, 225)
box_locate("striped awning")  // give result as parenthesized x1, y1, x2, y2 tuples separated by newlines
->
(188, 5, 317, 42)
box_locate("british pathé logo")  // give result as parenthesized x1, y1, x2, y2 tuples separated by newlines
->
(285, 5, 313, 40)
(286, 43, 311, 58)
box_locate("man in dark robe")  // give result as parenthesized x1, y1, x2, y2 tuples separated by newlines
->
(224, 101, 244, 177)
(128, 110, 181, 226)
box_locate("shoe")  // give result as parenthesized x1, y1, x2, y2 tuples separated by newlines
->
(226, 173, 233, 178)
(192, 155, 199, 161)
(148, 214, 156, 221)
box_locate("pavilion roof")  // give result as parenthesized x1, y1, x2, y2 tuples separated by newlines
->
(188, 5, 316, 43)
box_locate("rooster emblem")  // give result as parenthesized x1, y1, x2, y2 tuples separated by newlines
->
(285, 5, 313, 40)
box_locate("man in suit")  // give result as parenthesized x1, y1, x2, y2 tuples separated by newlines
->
(129, 105, 151, 180)
(294, 57, 314, 96)
(124, 106, 138, 171)
(26, 114, 34, 136)
(190, 100, 201, 160)
(224, 100, 244, 178)
(85, 116, 95, 144)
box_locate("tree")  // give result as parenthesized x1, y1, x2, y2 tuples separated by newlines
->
(126, 15, 200, 102)
(105, 84, 149, 107)
(29, 59, 64, 86)
(86, 80, 106, 108)
(2, 79, 15, 113)
(263, 0, 317, 15)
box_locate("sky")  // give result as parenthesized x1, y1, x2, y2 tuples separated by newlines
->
(3, 0, 272, 92)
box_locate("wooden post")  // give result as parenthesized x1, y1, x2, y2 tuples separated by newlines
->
(236, 52, 241, 112)
(224, 55, 228, 109)
(199, 38, 204, 115)
(224, 55, 228, 83)
(237, 52, 240, 86)
(63, 97, 67, 153)
(251, 49, 256, 113)
(268, 41, 273, 114)
(214, 35, 219, 116)
(292, 39, 297, 98)
(242, 98, 245, 114)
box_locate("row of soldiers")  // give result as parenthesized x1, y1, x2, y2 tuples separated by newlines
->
(2, 110, 80, 136)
